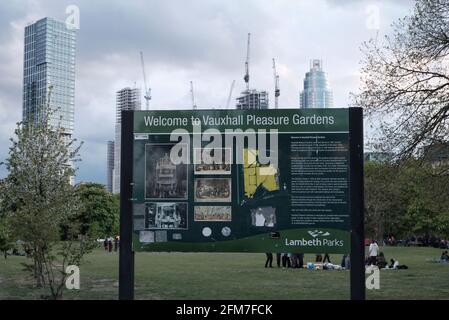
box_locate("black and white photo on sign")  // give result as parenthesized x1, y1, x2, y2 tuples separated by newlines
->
(145, 143, 188, 199)
(194, 206, 232, 221)
(194, 178, 232, 202)
(194, 148, 232, 175)
(145, 202, 188, 230)
(250, 206, 276, 227)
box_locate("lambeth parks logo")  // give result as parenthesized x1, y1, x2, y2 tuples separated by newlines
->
(308, 230, 331, 238)
(285, 230, 344, 247)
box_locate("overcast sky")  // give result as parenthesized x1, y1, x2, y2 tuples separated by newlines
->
(0, 0, 413, 184)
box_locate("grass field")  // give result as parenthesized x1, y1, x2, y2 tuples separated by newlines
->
(0, 246, 448, 300)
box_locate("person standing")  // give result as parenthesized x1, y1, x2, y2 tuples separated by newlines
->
(108, 237, 113, 253)
(103, 238, 108, 251)
(323, 253, 331, 263)
(298, 253, 304, 268)
(368, 240, 379, 265)
(114, 236, 119, 252)
(265, 253, 273, 268)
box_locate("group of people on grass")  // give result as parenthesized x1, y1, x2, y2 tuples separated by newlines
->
(103, 236, 119, 253)
(385, 234, 449, 249)
(367, 240, 407, 269)
(264, 252, 351, 270)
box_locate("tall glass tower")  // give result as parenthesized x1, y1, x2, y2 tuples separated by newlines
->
(23, 17, 76, 135)
(299, 59, 333, 109)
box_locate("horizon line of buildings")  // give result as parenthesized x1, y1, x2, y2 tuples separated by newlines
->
(106, 59, 334, 193)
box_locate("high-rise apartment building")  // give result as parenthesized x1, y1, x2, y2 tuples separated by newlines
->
(112, 87, 141, 194)
(236, 89, 269, 110)
(23, 17, 76, 135)
(299, 59, 333, 109)
(106, 141, 115, 193)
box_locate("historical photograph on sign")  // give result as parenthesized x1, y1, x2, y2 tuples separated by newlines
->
(144, 202, 188, 230)
(250, 206, 277, 227)
(194, 148, 232, 175)
(194, 178, 231, 202)
(194, 206, 232, 221)
(145, 143, 188, 199)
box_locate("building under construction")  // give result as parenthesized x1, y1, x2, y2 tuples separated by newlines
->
(113, 87, 141, 194)
(236, 89, 269, 110)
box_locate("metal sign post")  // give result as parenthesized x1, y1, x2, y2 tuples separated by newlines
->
(119, 110, 135, 300)
(349, 107, 365, 300)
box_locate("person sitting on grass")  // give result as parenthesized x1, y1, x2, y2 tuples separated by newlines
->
(441, 251, 449, 262)
(388, 258, 399, 269)
(388, 258, 408, 270)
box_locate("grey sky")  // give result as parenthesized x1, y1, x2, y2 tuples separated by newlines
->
(0, 0, 413, 184)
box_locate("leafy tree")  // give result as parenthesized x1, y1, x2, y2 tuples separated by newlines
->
(0, 94, 94, 299)
(364, 162, 405, 241)
(356, 0, 449, 164)
(365, 160, 449, 240)
(74, 183, 119, 238)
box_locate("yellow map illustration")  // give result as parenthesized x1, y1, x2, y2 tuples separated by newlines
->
(243, 149, 279, 198)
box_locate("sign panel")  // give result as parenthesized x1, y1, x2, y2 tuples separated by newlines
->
(131, 108, 350, 253)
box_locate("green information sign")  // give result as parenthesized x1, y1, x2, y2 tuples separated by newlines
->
(130, 108, 350, 253)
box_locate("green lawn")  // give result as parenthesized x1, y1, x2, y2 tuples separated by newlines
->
(0, 246, 447, 300)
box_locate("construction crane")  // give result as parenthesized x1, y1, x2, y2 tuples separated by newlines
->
(140, 51, 151, 110)
(244, 33, 251, 91)
(226, 80, 235, 109)
(272, 58, 280, 109)
(190, 81, 197, 110)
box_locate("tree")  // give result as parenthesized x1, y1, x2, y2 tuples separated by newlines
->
(356, 0, 449, 164)
(74, 183, 119, 238)
(364, 161, 405, 241)
(0, 180, 13, 258)
(0, 95, 94, 299)
(364, 159, 449, 240)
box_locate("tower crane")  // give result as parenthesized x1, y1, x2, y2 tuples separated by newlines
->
(190, 81, 197, 110)
(140, 51, 151, 110)
(272, 58, 280, 109)
(226, 80, 235, 109)
(244, 33, 251, 91)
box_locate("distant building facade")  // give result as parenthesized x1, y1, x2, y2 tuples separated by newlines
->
(236, 89, 269, 110)
(112, 87, 141, 194)
(106, 141, 114, 193)
(299, 59, 333, 109)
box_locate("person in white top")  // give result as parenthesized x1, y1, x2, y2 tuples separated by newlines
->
(368, 240, 379, 265)
(254, 209, 266, 227)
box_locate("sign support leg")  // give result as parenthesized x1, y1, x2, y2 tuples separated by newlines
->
(349, 107, 365, 300)
(119, 110, 135, 300)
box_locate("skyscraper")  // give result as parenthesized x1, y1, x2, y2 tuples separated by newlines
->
(299, 59, 333, 109)
(23, 17, 76, 135)
(236, 89, 269, 110)
(112, 87, 141, 194)
(106, 141, 115, 193)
